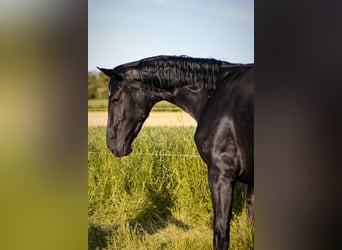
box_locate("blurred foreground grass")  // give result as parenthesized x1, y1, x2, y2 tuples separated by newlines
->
(0, 4, 88, 248)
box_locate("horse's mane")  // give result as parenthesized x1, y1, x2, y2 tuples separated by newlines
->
(116, 55, 248, 90)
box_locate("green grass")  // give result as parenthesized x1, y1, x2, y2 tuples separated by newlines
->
(88, 126, 253, 249)
(88, 99, 182, 112)
(88, 99, 108, 111)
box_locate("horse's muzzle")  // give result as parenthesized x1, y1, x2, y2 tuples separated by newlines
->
(107, 143, 132, 157)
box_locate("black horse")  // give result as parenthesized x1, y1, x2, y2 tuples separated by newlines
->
(98, 55, 254, 250)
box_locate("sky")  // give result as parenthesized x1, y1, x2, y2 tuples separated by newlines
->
(88, 0, 254, 71)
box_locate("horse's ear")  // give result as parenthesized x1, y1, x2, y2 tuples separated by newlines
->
(97, 67, 123, 80)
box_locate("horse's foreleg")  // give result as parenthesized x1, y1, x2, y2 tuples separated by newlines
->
(246, 184, 254, 222)
(195, 120, 239, 250)
(208, 167, 235, 250)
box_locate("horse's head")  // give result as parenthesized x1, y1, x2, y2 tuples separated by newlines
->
(98, 67, 153, 157)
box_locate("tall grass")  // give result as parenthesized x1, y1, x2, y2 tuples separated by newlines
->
(88, 126, 253, 249)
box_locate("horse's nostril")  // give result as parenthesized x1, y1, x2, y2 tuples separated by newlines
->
(107, 144, 115, 153)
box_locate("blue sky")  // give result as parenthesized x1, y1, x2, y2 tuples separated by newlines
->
(88, 0, 254, 71)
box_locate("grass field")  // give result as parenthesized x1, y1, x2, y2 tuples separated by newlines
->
(88, 99, 182, 112)
(88, 126, 254, 249)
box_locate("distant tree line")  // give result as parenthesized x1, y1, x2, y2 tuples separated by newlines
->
(88, 71, 109, 99)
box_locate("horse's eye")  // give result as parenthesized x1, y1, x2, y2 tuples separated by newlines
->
(110, 91, 121, 102)
(112, 96, 120, 102)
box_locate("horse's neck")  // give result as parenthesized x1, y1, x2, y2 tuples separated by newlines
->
(153, 85, 210, 122)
